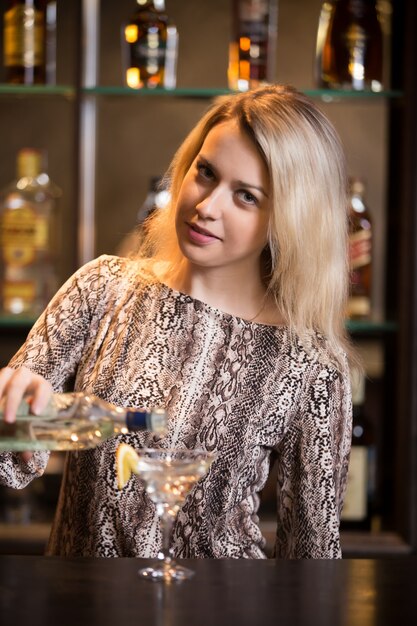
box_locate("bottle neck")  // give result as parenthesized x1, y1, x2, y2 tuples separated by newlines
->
(136, 0, 165, 11)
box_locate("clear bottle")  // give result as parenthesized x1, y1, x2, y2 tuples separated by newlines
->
(3, 0, 47, 85)
(121, 0, 178, 90)
(315, 0, 383, 92)
(0, 148, 62, 317)
(228, 0, 278, 92)
(0, 392, 168, 451)
(347, 177, 372, 319)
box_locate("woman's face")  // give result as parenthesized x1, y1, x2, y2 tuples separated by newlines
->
(175, 120, 271, 277)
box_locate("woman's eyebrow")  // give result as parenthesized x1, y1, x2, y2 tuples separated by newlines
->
(236, 179, 269, 198)
(198, 154, 269, 198)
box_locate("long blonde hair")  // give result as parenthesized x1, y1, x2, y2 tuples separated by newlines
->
(139, 84, 351, 366)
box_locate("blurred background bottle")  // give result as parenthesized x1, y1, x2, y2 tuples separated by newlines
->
(116, 175, 170, 257)
(2, 0, 57, 85)
(228, 0, 278, 92)
(45, 0, 56, 84)
(348, 177, 372, 320)
(315, 0, 384, 91)
(121, 0, 178, 89)
(341, 370, 376, 531)
(0, 148, 62, 317)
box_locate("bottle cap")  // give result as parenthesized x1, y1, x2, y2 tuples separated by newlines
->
(349, 177, 366, 196)
(17, 149, 43, 179)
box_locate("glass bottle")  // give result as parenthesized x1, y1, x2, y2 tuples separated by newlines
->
(347, 177, 372, 319)
(315, 0, 383, 91)
(3, 0, 48, 85)
(45, 0, 57, 84)
(228, 0, 278, 92)
(121, 0, 178, 90)
(0, 392, 168, 451)
(341, 370, 376, 530)
(0, 148, 62, 317)
(116, 176, 170, 257)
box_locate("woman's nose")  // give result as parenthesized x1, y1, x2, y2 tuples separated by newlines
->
(195, 186, 224, 219)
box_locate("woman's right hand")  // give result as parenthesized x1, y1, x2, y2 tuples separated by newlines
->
(0, 366, 53, 462)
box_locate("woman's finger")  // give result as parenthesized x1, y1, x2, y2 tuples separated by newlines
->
(0, 367, 52, 423)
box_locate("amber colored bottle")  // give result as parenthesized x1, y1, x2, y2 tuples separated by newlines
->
(121, 0, 178, 89)
(347, 177, 372, 320)
(2, 0, 49, 84)
(315, 0, 383, 91)
(228, 0, 278, 92)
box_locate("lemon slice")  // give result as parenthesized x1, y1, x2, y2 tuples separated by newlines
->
(116, 443, 140, 489)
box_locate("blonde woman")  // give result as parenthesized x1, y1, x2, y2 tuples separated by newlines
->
(0, 84, 352, 559)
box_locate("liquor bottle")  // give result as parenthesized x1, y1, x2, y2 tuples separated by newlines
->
(347, 177, 372, 319)
(3, 0, 48, 85)
(228, 0, 278, 92)
(0, 392, 168, 451)
(136, 176, 169, 225)
(341, 371, 376, 530)
(0, 148, 62, 317)
(116, 176, 170, 257)
(315, 0, 383, 91)
(45, 1, 57, 84)
(121, 0, 178, 90)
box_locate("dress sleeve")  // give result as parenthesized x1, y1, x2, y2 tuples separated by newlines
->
(274, 360, 352, 558)
(0, 256, 106, 488)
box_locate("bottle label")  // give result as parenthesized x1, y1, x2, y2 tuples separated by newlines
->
(2, 280, 36, 312)
(341, 445, 368, 521)
(125, 407, 167, 435)
(1, 205, 48, 267)
(349, 229, 371, 270)
(4, 6, 44, 68)
(347, 295, 371, 318)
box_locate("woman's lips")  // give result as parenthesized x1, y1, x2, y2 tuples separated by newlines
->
(186, 223, 221, 245)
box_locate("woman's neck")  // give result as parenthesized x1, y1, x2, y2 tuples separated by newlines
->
(157, 260, 283, 325)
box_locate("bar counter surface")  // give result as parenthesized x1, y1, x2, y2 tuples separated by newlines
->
(1, 556, 417, 625)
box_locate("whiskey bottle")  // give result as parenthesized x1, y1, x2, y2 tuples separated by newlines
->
(3, 0, 47, 84)
(347, 177, 372, 319)
(315, 0, 383, 91)
(228, 0, 278, 92)
(0, 148, 62, 317)
(341, 371, 376, 530)
(121, 0, 178, 90)
(0, 392, 168, 451)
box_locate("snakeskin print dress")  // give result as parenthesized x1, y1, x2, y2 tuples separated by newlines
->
(0, 255, 352, 558)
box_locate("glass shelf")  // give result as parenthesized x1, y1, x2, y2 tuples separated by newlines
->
(346, 319, 398, 335)
(0, 315, 38, 329)
(0, 84, 75, 98)
(82, 86, 232, 98)
(82, 86, 404, 100)
(305, 88, 403, 101)
(0, 84, 403, 101)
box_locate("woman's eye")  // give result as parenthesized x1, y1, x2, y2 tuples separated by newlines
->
(197, 163, 214, 181)
(237, 190, 258, 205)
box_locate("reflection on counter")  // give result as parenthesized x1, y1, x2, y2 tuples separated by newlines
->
(0, 452, 64, 555)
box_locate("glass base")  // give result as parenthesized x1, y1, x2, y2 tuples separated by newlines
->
(138, 562, 195, 583)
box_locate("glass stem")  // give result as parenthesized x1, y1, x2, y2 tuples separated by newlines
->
(158, 504, 175, 567)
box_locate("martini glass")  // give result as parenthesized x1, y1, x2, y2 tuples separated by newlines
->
(136, 448, 215, 583)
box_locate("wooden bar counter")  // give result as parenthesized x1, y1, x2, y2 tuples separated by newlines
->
(1, 556, 417, 625)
